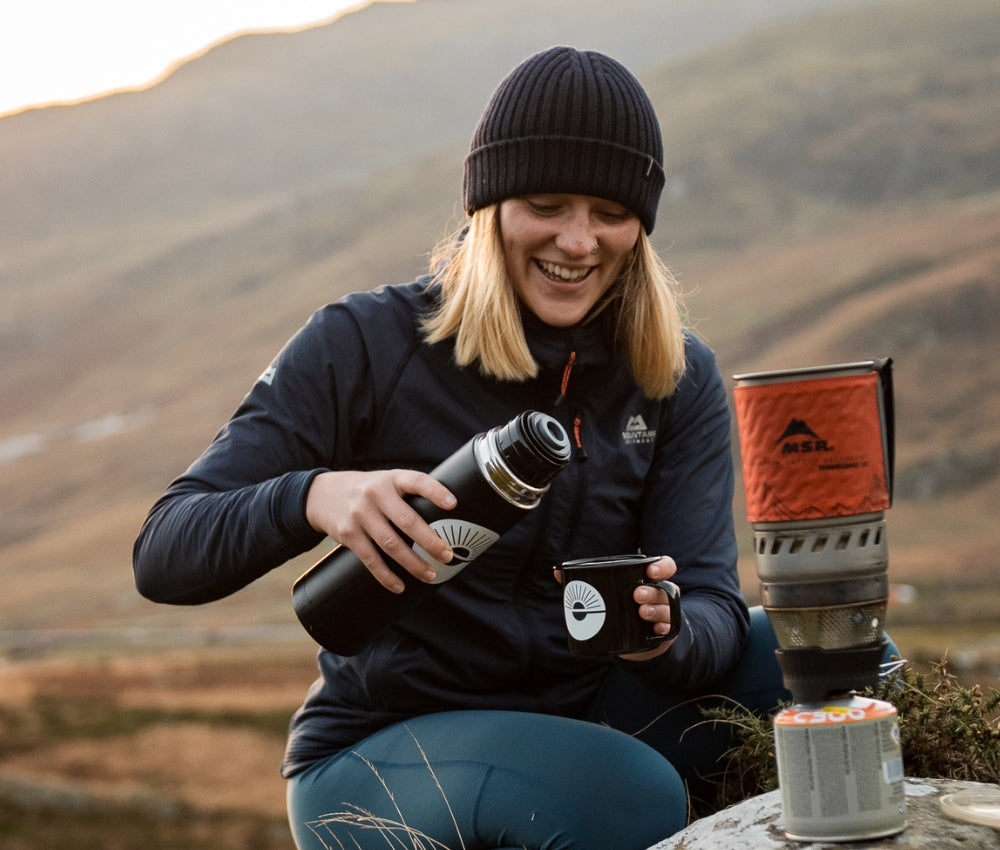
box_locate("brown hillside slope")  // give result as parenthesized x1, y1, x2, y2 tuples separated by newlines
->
(1, 0, 997, 637)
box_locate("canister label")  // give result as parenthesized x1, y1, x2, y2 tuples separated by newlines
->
(773, 697, 906, 841)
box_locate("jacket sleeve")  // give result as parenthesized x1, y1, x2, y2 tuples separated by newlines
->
(623, 334, 750, 693)
(132, 305, 372, 605)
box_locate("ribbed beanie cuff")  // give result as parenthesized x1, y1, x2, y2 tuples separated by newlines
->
(463, 46, 665, 233)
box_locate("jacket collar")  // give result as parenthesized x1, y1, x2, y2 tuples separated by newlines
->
(520, 305, 616, 372)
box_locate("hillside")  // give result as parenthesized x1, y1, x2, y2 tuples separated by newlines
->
(1, 0, 998, 643)
(0, 0, 869, 248)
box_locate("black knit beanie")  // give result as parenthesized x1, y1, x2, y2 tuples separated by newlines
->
(463, 46, 665, 234)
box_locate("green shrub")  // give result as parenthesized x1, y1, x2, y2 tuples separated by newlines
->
(695, 658, 1000, 817)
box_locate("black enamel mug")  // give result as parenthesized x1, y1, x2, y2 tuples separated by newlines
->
(560, 554, 681, 656)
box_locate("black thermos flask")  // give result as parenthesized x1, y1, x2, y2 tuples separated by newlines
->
(292, 410, 572, 655)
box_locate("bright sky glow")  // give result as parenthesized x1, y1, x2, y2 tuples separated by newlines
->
(0, 1, 396, 117)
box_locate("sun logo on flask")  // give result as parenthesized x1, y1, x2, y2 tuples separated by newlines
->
(412, 519, 500, 584)
(563, 580, 607, 640)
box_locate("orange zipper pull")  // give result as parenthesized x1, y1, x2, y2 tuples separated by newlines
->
(573, 414, 587, 461)
(555, 350, 577, 406)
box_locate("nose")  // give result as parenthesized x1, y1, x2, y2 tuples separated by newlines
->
(554, 210, 595, 258)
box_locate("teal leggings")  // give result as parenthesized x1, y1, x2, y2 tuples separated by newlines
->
(286, 608, 895, 849)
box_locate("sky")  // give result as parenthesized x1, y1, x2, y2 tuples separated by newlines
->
(0, 0, 392, 117)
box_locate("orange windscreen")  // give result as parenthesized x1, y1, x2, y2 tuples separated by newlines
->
(734, 373, 890, 523)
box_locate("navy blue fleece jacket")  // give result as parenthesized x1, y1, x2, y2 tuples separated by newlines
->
(133, 278, 748, 776)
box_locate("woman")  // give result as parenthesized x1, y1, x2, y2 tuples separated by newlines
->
(134, 46, 773, 849)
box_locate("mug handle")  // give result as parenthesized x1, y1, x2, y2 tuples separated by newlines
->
(641, 579, 682, 642)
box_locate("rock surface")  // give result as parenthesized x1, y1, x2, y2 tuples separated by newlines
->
(648, 778, 1000, 849)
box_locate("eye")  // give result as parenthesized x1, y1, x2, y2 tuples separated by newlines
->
(522, 197, 561, 216)
(597, 206, 633, 223)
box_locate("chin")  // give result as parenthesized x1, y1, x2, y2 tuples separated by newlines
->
(534, 309, 586, 328)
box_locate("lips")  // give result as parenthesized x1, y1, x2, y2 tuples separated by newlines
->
(536, 259, 593, 283)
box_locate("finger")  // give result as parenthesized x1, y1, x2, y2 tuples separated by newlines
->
(343, 533, 406, 594)
(396, 469, 458, 513)
(639, 602, 673, 623)
(338, 505, 419, 585)
(385, 502, 453, 569)
(646, 555, 677, 581)
(634, 584, 668, 605)
(372, 471, 456, 568)
(373, 520, 443, 583)
(651, 614, 676, 637)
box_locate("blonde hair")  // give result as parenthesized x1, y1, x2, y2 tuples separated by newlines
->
(422, 205, 687, 399)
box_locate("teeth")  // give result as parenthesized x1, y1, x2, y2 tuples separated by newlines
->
(538, 260, 589, 282)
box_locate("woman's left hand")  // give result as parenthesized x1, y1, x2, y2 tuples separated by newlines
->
(619, 556, 680, 662)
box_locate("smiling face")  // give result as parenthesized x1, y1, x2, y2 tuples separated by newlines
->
(498, 194, 642, 327)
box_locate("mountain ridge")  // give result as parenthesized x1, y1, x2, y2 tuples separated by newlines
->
(1, 0, 997, 634)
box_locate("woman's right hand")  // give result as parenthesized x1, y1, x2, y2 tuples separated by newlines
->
(305, 469, 457, 593)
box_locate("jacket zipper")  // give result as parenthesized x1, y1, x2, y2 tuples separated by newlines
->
(555, 350, 587, 461)
(555, 350, 576, 406)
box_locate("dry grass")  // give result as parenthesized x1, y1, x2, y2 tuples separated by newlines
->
(2, 723, 288, 817)
(0, 646, 318, 848)
(696, 657, 1000, 817)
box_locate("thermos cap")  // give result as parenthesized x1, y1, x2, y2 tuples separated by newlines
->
(494, 411, 571, 489)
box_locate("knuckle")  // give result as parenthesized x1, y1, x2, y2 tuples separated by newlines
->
(377, 532, 402, 553)
(360, 552, 382, 571)
(338, 527, 362, 548)
(393, 505, 421, 534)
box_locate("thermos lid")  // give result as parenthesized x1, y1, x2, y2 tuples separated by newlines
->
(495, 411, 571, 488)
(940, 790, 1000, 829)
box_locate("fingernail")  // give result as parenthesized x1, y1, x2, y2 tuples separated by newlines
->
(424, 568, 437, 582)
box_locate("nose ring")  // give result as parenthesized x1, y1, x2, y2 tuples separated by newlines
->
(591, 239, 600, 255)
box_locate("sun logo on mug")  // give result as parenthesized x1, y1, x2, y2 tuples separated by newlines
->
(563, 580, 607, 640)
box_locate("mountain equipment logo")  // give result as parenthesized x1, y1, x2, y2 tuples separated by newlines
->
(258, 365, 277, 386)
(775, 418, 833, 454)
(623, 414, 656, 446)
